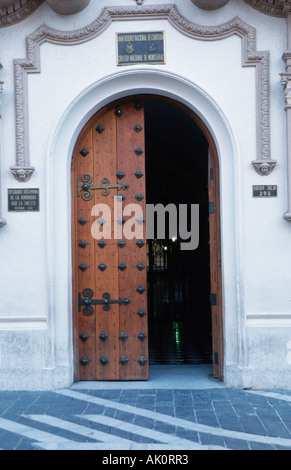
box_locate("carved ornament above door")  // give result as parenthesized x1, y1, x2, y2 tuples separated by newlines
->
(243, 0, 291, 17)
(0, 0, 92, 27)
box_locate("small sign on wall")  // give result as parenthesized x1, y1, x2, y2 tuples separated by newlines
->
(8, 189, 40, 212)
(253, 185, 278, 198)
(117, 31, 165, 66)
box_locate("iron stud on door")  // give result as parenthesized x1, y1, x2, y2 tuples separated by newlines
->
(137, 309, 146, 318)
(137, 262, 145, 271)
(99, 332, 109, 342)
(79, 333, 89, 342)
(96, 125, 105, 134)
(100, 356, 109, 366)
(80, 148, 89, 157)
(134, 124, 143, 133)
(80, 357, 90, 366)
(138, 356, 147, 366)
(98, 263, 107, 271)
(79, 263, 88, 272)
(78, 217, 88, 225)
(120, 356, 129, 365)
(118, 263, 127, 271)
(138, 332, 147, 342)
(135, 193, 144, 202)
(115, 108, 123, 117)
(119, 332, 128, 342)
(134, 147, 144, 156)
(137, 285, 146, 294)
(134, 170, 143, 179)
(79, 240, 88, 249)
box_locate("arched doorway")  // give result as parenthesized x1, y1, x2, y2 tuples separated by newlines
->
(71, 95, 223, 382)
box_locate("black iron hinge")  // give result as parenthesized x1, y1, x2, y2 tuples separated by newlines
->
(214, 352, 219, 365)
(210, 293, 217, 307)
(209, 202, 215, 215)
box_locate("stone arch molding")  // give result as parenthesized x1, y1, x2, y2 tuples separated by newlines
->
(10, 3, 276, 182)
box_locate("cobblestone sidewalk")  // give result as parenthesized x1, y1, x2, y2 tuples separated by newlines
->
(0, 387, 290, 450)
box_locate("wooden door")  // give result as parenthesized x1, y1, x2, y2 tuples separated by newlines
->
(208, 146, 224, 380)
(72, 100, 148, 381)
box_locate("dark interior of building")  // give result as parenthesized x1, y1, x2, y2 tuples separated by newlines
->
(144, 98, 213, 365)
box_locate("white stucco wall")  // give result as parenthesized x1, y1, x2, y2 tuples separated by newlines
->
(0, 0, 290, 390)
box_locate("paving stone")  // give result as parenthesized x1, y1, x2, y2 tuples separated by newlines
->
(156, 390, 174, 401)
(254, 409, 291, 439)
(15, 439, 36, 450)
(154, 421, 176, 434)
(176, 426, 199, 442)
(136, 403, 156, 411)
(249, 441, 276, 451)
(120, 390, 139, 403)
(195, 409, 219, 427)
(231, 402, 257, 415)
(223, 436, 251, 450)
(114, 410, 136, 423)
(175, 407, 196, 421)
(215, 412, 245, 432)
(78, 403, 105, 415)
(0, 432, 24, 451)
(136, 396, 156, 405)
(133, 415, 155, 429)
(155, 404, 175, 415)
(275, 444, 291, 450)
(103, 407, 117, 418)
(238, 414, 268, 436)
(198, 431, 226, 448)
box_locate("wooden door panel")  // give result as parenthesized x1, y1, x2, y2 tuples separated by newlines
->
(116, 102, 148, 380)
(93, 109, 120, 380)
(73, 100, 148, 381)
(208, 146, 223, 380)
(76, 126, 96, 380)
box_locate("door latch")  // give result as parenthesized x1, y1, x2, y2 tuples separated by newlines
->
(78, 288, 130, 315)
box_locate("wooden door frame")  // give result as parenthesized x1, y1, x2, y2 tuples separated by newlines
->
(71, 94, 224, 382)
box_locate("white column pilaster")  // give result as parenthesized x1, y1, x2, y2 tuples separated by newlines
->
(0, 73, 7, 228)
(282, 13, 291, 220)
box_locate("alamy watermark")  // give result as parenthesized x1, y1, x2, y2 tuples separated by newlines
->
(91, 197, 199, 251)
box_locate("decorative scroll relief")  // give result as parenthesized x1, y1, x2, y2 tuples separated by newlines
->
(0, 0, 44, 27)
(11, 4, 275, 182)
(243, 0, 291, 18)
(0, 68, 7, 228)
(0, 0, 91, 27)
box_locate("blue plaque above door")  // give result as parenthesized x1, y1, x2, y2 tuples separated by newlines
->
(117, 32, 165, 66)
